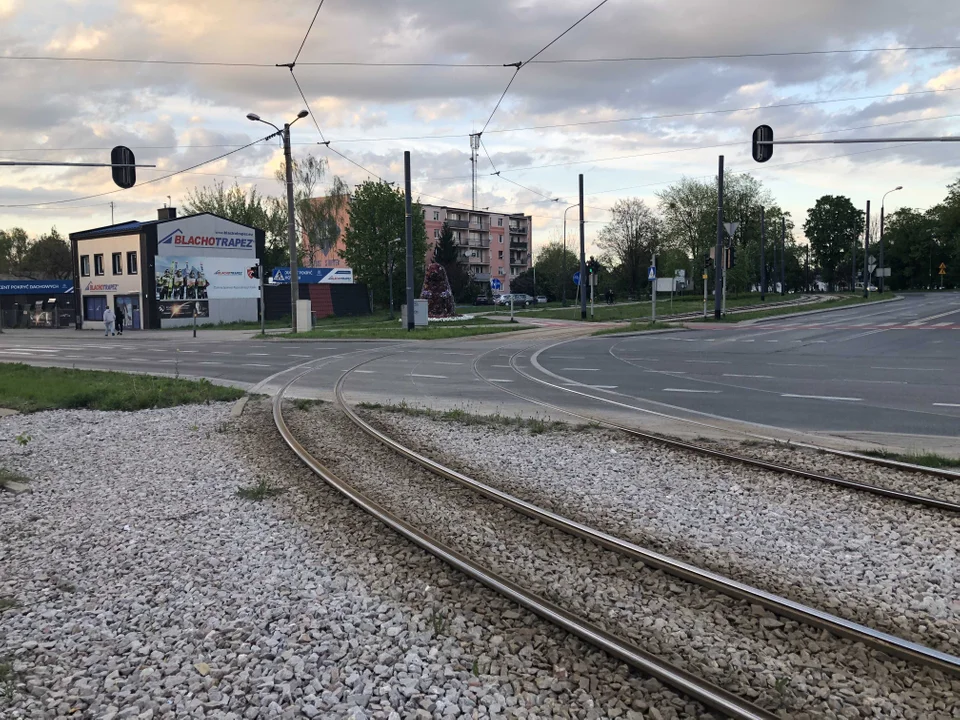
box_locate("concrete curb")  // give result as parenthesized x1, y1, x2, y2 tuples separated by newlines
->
(230, 396, 249, 418)
(738, 294, 903, 325)
(588, 327, 687, 339)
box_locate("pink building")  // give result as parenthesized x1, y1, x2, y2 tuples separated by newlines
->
(302, 199, 533, 294)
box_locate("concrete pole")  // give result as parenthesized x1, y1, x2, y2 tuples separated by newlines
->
(760, 207, 766, 301)
(863, 200, 870, 299)
(283, 123, 299, 333)
(780, 217, 786, 296)
(404, 152, 415, 330)
(714, 156, 724, 319)
(579, 175, 587, 320)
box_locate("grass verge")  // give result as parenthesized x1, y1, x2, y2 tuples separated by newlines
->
(282, 324, 525, 340)
(863, 449, 960, 470)
(357, 401, 597, 434)
(592, 321, 676, 336)
(0, 363, 244, 413)
(165, 318, 292, 331)
(693, 294, 884, 324)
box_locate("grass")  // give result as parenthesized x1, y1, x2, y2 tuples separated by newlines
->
(695, 293, 884, 323)
(0, 468, 30, 486)
(291, 398, 325, 411)
(863, 449, 960, 470)
(592, 321, 676, 336)
(0, 655, 18, 705)
(511, 293, 800, 322)
(236, 477, 285, 500)
(0, 363, 245, 413)
(0, 597, 19, 611)
(357, 401, 593, 434)
(165, 317, 292, 331)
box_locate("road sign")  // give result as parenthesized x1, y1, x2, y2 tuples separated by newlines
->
(723, 222, 739, 237)
(877, 268, 891, 277)
(648, 266, 657, 281)
(111, 145, 136, 189)
(868, 262, 877, 274)
(490, 278, 502, 291)
(752, 125, 774, 163)
(675, 269, 686, 278)
(702, 273, 708, 280)
(940, 263, 947, 276)
(572, 271, 580, 286)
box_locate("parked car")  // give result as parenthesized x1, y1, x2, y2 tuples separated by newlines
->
(494, 293, 533, 306)
(536, 295, 548, 304)
(475, 295, 492, 306)
(867, 284, 878, 292)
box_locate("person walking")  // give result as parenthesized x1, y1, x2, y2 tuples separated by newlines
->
(103, 306, 115, 337)
(115, 303, 125, 336)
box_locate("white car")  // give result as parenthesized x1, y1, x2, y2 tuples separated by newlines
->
(536, 295, 548, 304)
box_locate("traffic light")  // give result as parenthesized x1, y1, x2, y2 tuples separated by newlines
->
(752, 125, 774, 163)
(726, 246, 736, 269)
(587, 257, 601, 275)
(111, 145, 137, 189)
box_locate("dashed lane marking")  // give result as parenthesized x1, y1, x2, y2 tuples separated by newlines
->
(662, 388, 721, 394)
(781, 394, 861, 402)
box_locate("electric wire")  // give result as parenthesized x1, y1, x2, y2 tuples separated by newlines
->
(293, 0, 326, 65)
(290, 68, 326, 143)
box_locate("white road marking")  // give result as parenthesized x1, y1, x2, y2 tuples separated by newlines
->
(768, 362, 826, 367)
(551, 355, 585, 359)
(871, 366, 942, 371)
(781, 394, 861, 402)
(290, 354, 312, 358)
(562, 367, 599, 371)
(723, 374, 774, 379)
(247, 353, 270, 356)
(487, 379, 514, 383)
(663, 388, 722, 394)
(243, 363, 271, 368)
(588, 385, 618, 389)
(765, 340, 779, 343)
(410, 373, 447, 379)
(7, 348, 60, 353)
(907, 307, 960, 326)
(211, 351, 230, 355)
(177, 350, 199, 353)
(200, 361, 222, 365)
(353, 370, 376, 374)
(434, 361, 464, 366)
(644, 370, 687, 374)
(685, 360, 731, 365)
(442, 352, 474, 356)
(0, 350, 35, 356)
(492, 364, 513, 368)
(933, 403, 960, 408)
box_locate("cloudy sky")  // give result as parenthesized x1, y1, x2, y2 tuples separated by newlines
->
(2, 0, 960, 254)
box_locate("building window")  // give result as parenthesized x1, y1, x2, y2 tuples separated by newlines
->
(127, 251, 138, 275)
(497, 218, 503, 227)
(80, 255, 90, 277)
(94, 254, 104, 276)
(112, 252, 123, 275)
(433, 211, 439, 221)
(498, 250, 503, 260)
(434, 229, 439, 238)
(84, 296, 107, 321)
(498, 237, 503, 244)
(498, 267, 505, 276)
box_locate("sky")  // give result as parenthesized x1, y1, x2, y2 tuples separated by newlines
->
(1, 0, 960, 257)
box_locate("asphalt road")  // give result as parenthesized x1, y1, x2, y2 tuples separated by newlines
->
(1, 293, 957, 444)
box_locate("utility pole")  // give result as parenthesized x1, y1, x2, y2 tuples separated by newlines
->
(759, 207, 766, 301)
(805, 245, 810, 293)
(863, 200, 870, 298)
(879, 186, 902, 294)
(652, 252, 657, 323)
(283, 122, 299, 333)
(404, 151, 415, 331)
(714, 155, 724, 320)
(259, 264, 265, 336)
(110, 202, 115, 224)
(780, 217, 785, 296)
(469, 134, 480, 211)
(562, 204, 577, 307)
(851, 225, 857, 293)
(579, 175, 587, 320)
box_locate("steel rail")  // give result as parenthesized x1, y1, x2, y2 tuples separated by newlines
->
(336, 355, 960, 679)
(274, 368, 778, 720)
(496, 340, 960, 512)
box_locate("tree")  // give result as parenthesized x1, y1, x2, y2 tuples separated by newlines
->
(0, 227, 29, 275)
(532, 240, 579, 302)
(432, 222, 472, 301)
(340, 180, 428, 310)
(19, 228, 72, 279)
(182, 181, 287, 267)
(276, 154, 348, 261)
(596, 199, 663, 297)
(510, 268, 535, 296)
(883, 208, 938, 289)
(803, 196, 864, 290)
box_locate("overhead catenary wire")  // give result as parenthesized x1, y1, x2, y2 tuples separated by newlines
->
(292, 0, 326, 66)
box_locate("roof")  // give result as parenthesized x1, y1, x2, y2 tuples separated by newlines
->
(70, 211, 259, 241)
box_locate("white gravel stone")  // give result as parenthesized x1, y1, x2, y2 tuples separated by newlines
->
(0, 401, 707, 719)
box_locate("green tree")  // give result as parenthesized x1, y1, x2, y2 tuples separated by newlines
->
(0, 227, 30, 274)
(340, 180, 428, 310)
(803, 195, 864, 291)
(532, 240, 579, 302)
(510, 268, 535, 296)
(431, 221, 472, 301)
(883, 208, 938, 289)
(275, 154, 348, 262)
(19, 228, 72, 279)
(596, 198, 663, 297)
(182, 181, 287, 267)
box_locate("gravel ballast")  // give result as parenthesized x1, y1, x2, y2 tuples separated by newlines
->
(290, 404, 959, 718)
(0, 401, 710, 719)
(360, 408, 960, 659)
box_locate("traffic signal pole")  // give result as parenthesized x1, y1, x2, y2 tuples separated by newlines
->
(652, 252, 657, 323)
(714, 156, 724, 320)
(759, 207, 766, 301)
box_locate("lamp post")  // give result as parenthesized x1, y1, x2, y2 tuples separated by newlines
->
(879, 185, 902, 294)
(246, 109, 309, 331)
(562, 203, 579, 307)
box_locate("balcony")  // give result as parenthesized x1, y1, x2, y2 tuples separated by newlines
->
(468, 237, 491, 248)
(447, 219, 469, 229)
(510, 239, 528, 249)
(508, 225, 528, 235)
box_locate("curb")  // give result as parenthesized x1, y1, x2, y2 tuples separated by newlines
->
(230, 396, 249, 419)
(739, 294, 903, 325)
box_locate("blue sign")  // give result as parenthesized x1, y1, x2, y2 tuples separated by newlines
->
(572, 271, 581, 286)
(490, 278, 502, 291)
(271, 267, 354, 284)
(648, 266, 657, 281)
(0, 280, 74, 295)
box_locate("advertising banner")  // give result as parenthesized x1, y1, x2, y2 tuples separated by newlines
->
(0, 280, 74, 295)
(156, 215, 257, 258)
(155, 256, 259, 301)
(271, 267, 354, 284)
(158, 300, 209, 320)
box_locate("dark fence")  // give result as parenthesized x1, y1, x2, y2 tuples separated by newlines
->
(263, 283, 370, 322)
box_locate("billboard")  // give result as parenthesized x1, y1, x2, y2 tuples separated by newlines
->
(271, 267, 354, 284)
(155, 256, 259, 301)
(0, 280, 74, 295)
(158, 300, 209, 320)
(156, 215, 257, 258)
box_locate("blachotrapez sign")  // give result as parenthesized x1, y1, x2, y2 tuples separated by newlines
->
(156, 215, 256, 257)
(271, 267, 354, 284)
(0, 280, 74, 295)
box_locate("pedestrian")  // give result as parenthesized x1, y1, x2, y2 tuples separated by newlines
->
(103, 306, 115, 337)
(115, 304, 125, 336)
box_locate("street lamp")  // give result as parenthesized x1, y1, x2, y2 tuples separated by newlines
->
(879, 185, 903, 294)
(562, 203, 579, 306)
(247, 109, 309, 331)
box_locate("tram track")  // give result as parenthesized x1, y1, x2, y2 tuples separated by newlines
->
(271, 348, 960, 719)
